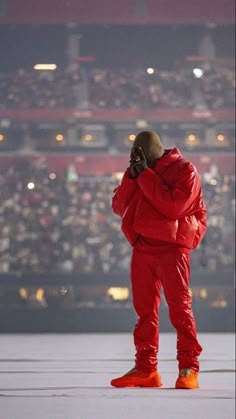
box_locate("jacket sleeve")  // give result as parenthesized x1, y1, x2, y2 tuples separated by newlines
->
(137, 163, 199, 220)
(192, 204, 207, 248)
(112, 169, 138, 217)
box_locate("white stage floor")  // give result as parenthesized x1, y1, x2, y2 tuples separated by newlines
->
(0, 333, 235, 419)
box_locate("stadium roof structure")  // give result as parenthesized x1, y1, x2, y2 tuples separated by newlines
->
(0, 0, 235, 24)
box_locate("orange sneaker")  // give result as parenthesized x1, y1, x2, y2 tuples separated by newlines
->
(111, 368, 162, 388)
(175, 368, 199, 389)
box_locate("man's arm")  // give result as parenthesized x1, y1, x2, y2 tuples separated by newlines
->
(112, 169, 138, 217)
(137, 163, 200, 220)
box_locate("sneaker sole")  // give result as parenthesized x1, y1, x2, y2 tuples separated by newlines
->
(111, 377, 163, 388)
(175, 384, 199, 389)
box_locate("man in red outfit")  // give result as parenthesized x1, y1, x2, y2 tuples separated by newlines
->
(111, 131, 207, 389)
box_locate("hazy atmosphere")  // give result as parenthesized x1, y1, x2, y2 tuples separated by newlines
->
(0, 0, 235, 418)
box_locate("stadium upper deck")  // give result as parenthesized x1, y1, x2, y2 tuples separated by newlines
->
(0, 0, 235, 24)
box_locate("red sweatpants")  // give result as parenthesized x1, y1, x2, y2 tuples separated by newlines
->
(131, 243, 202, 372)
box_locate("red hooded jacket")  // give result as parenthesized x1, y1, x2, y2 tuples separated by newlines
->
(112, 148, 207, 249)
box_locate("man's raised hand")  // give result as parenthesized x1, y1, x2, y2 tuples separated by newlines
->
(129, 147, 148, 178)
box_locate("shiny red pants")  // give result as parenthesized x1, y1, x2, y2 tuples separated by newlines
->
(131, 243, 202, 372)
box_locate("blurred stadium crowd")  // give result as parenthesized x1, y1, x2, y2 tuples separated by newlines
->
(89, 65, 235, 110)
(0, 160, 234, 275)
(0, 63, 235, 110)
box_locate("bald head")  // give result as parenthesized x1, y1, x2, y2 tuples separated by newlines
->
(133, 131, 164, 166)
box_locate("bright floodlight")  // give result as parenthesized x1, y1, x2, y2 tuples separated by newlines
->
(193, 68, 204, 78)
(217, 134, 225, 142)
(55, 134, 64, 142)
(27, 182, 35, 190)
(128, 134, 136, 142)
(146, 67, 155, 75)
(34, 64, 57, 71)
(49, 173, 56, 180)
(84, 134, 93, 141)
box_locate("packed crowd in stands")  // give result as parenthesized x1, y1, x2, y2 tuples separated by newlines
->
(0, 63, 234, 110)
(89, 65, 235, 110)
(0, 68, 82, 109)
(0, 159, 234, 275)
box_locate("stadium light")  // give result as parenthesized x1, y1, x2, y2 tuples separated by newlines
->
(146, 67, 155, 75)
(27, 182, 35, 190)
(200, 289, 208, 299)
(55, 134, 64, 142)
(136, 120, 148, 128)
(217, 134, 225, 142)
(187, 134, 197, 142)
(0, 134, 4, 141)
(193, 68, 204, 78)
(19, 288, 28, 299)
(34, 64, 57, 71)
(36, 288, 45, 302)
(49, 173, 56, 180)
(128, 134, 136, 142)
(84, 134, 93, 141)
(107, 287, 129, 301)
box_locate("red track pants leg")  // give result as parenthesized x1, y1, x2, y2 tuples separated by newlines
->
(131, 248, 162, 372)
(160, 249, 202, 371)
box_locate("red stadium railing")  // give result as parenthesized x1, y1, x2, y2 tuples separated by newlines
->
(0, 0, 234, 24)
(147, 0, 235, 24)
(0, 109, 234, 122)
(0, 154, 234, 175)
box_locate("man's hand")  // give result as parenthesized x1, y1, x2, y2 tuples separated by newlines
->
(128, 148, 138, 178)
(129, 146, 148, 178)
(129, 162, 139, 178)
(136, 147, 148, 171)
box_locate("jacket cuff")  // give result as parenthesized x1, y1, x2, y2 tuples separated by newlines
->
(137, 168, 155, 185)
(124, 168, 133, 179)
(120, 168, 137, 191)
(123, 168, 136, 181)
